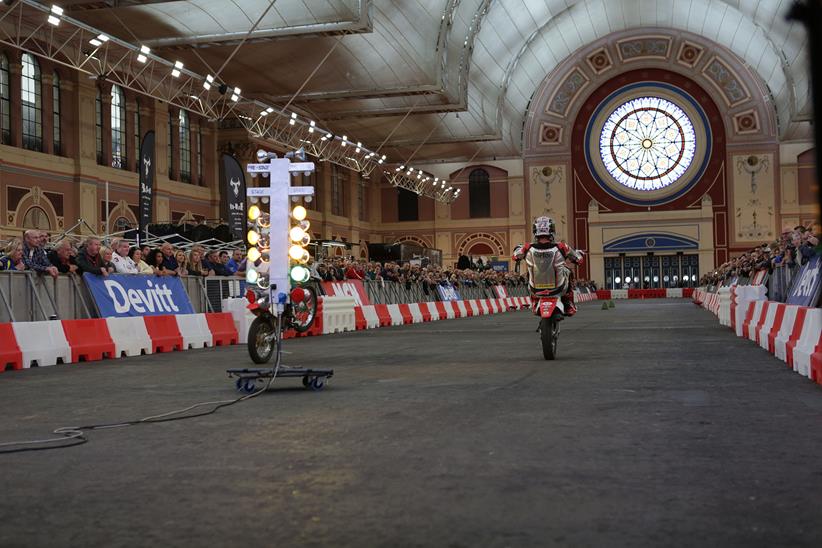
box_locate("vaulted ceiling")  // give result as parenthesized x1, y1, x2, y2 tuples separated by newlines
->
(58, 0, 811, 163)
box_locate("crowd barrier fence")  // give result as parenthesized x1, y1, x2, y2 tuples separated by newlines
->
(693, 283, 822, 388)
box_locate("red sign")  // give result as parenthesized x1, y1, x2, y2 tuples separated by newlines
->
(321, 280, 371, 306)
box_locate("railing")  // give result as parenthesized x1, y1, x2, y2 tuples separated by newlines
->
(0, 271, 97, 322)
(360, 279, 530, 305)
(0, 272, 532, 322)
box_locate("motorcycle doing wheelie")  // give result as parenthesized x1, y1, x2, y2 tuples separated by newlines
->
(520, 244, 583, 360)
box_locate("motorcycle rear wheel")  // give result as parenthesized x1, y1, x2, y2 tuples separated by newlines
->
(540, 317, 559, 360)
(248, 316, 276, 364)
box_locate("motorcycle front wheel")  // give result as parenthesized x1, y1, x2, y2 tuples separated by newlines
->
(248, 315, 277, 364)
(540, 317, 559, 360)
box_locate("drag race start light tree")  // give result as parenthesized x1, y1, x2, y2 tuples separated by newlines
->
(245, 150, 315, 314)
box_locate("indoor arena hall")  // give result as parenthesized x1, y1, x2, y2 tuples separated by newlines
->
(0, 1, 820, 547)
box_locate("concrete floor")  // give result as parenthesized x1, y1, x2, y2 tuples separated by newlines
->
(1, 300, 822, 547)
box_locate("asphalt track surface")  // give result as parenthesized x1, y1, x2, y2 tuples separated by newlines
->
(2, 300, 822, 548)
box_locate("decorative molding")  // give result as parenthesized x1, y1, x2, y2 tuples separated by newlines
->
(732, 109, 760, 135)
(615, 35, 672, 62)
(702, 56, 751, 107)
(676, 41, 705, 69)
(538, 122, 563, 145)
(545, 67, 589, 117)
(586, 47, 613, 75)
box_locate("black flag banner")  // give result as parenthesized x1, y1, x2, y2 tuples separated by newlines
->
(137, 130, 155, 245)
(222, 153, 247, 241)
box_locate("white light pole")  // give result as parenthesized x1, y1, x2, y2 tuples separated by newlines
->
(245, 154, 315, 314)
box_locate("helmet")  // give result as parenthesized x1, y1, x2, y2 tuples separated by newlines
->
(532, 216, 555, 239)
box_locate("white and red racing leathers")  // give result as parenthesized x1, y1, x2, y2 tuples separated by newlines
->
(512, 241, 584, 315)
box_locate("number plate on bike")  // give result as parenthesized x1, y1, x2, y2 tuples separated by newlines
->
(539, 299, 557, 318)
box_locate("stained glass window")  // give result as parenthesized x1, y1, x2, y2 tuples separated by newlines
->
(600, 97, 695, 191)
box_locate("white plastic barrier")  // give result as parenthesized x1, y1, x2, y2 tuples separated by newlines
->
(756, 303, 780, 350)
(717, 286, 732, 326)
(222, 297, 255, 341)
(774, 305, 802, 362)
(489, 299, 500, 314)
(176, 313, 213, 349)
(11, 320, 72, 367)
(456, 301, 468, 317)
(467, 300, 481, 316)
(385, 304, 405, 326)
(478, 300, 490, 315)
(106, 316, 153, 357)
(733, 285, 767, 338)
(611, 289, 629, 299)
(425, 301, 441, 321)
(792, 309, 822, 378)
(404, 303, 422, 323)
(322, 296, 356, 334)
(666, 288, 684, 298)
(359, 305, 381, 329)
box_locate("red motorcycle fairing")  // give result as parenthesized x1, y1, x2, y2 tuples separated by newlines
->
(537, 297, 565, 318)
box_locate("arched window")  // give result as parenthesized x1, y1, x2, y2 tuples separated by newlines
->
(330, 164, 345, 216)
(468, 168, 490, 218)
(52, 71, 61, 154)
(110, 85, 126, 168)
(179, 109, 191, 183)
(1, 54, 10, 145)
(397, 188, 418, 221)
(133, 98, 140, 173)
(95, 88, 103, 164)
(22, 206, 51, 230)
(167, 111, 173, 179)
(21, 53, 42, 151)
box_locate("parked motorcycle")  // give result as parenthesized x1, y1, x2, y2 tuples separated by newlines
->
(245, 283, 318, 364)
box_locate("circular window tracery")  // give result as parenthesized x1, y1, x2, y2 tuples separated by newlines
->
(599, 97, 696, 191)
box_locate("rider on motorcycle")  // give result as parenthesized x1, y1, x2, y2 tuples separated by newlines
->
(512, 216, 584, 316)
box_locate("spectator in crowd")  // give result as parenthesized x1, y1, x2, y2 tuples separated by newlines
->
(0, 238, 26, 271)
(47, 240, 78, 274)
(225, 249, 243, 275)
(76, 237, 114, 277)
(207, 250, 230, 276)
(22, 229, 58, 278)
(187, 248, 212, 276)
(174, 250, 189, 277)
(129, 248, 154, 274)
(111, 239, 138, 274)
(148, 249, 173, 276)
(160, 242, 178, 271)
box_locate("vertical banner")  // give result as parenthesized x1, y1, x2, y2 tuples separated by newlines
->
(222, 153, 247, 241)
(137, 130, 155, 245)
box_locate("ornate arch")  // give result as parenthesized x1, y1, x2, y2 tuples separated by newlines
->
(523, 28, 777, 156)
(394, 234, 433, 248)
(456, 232, 506, 256)
(10, 186, 60, 231)
(105, 200, 138, 233)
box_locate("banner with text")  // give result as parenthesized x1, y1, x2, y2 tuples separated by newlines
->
(437, 284, 461, 301)
(84, 273, 195, 317)
(137, 130, 155, 246)
(321, 280, 371, 306)
(786, 255, 821, 307)
(222, 153, 247, 241)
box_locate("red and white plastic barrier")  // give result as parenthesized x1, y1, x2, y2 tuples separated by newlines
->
(693, 287, 822, 389)
(0, 312, 239, 371)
